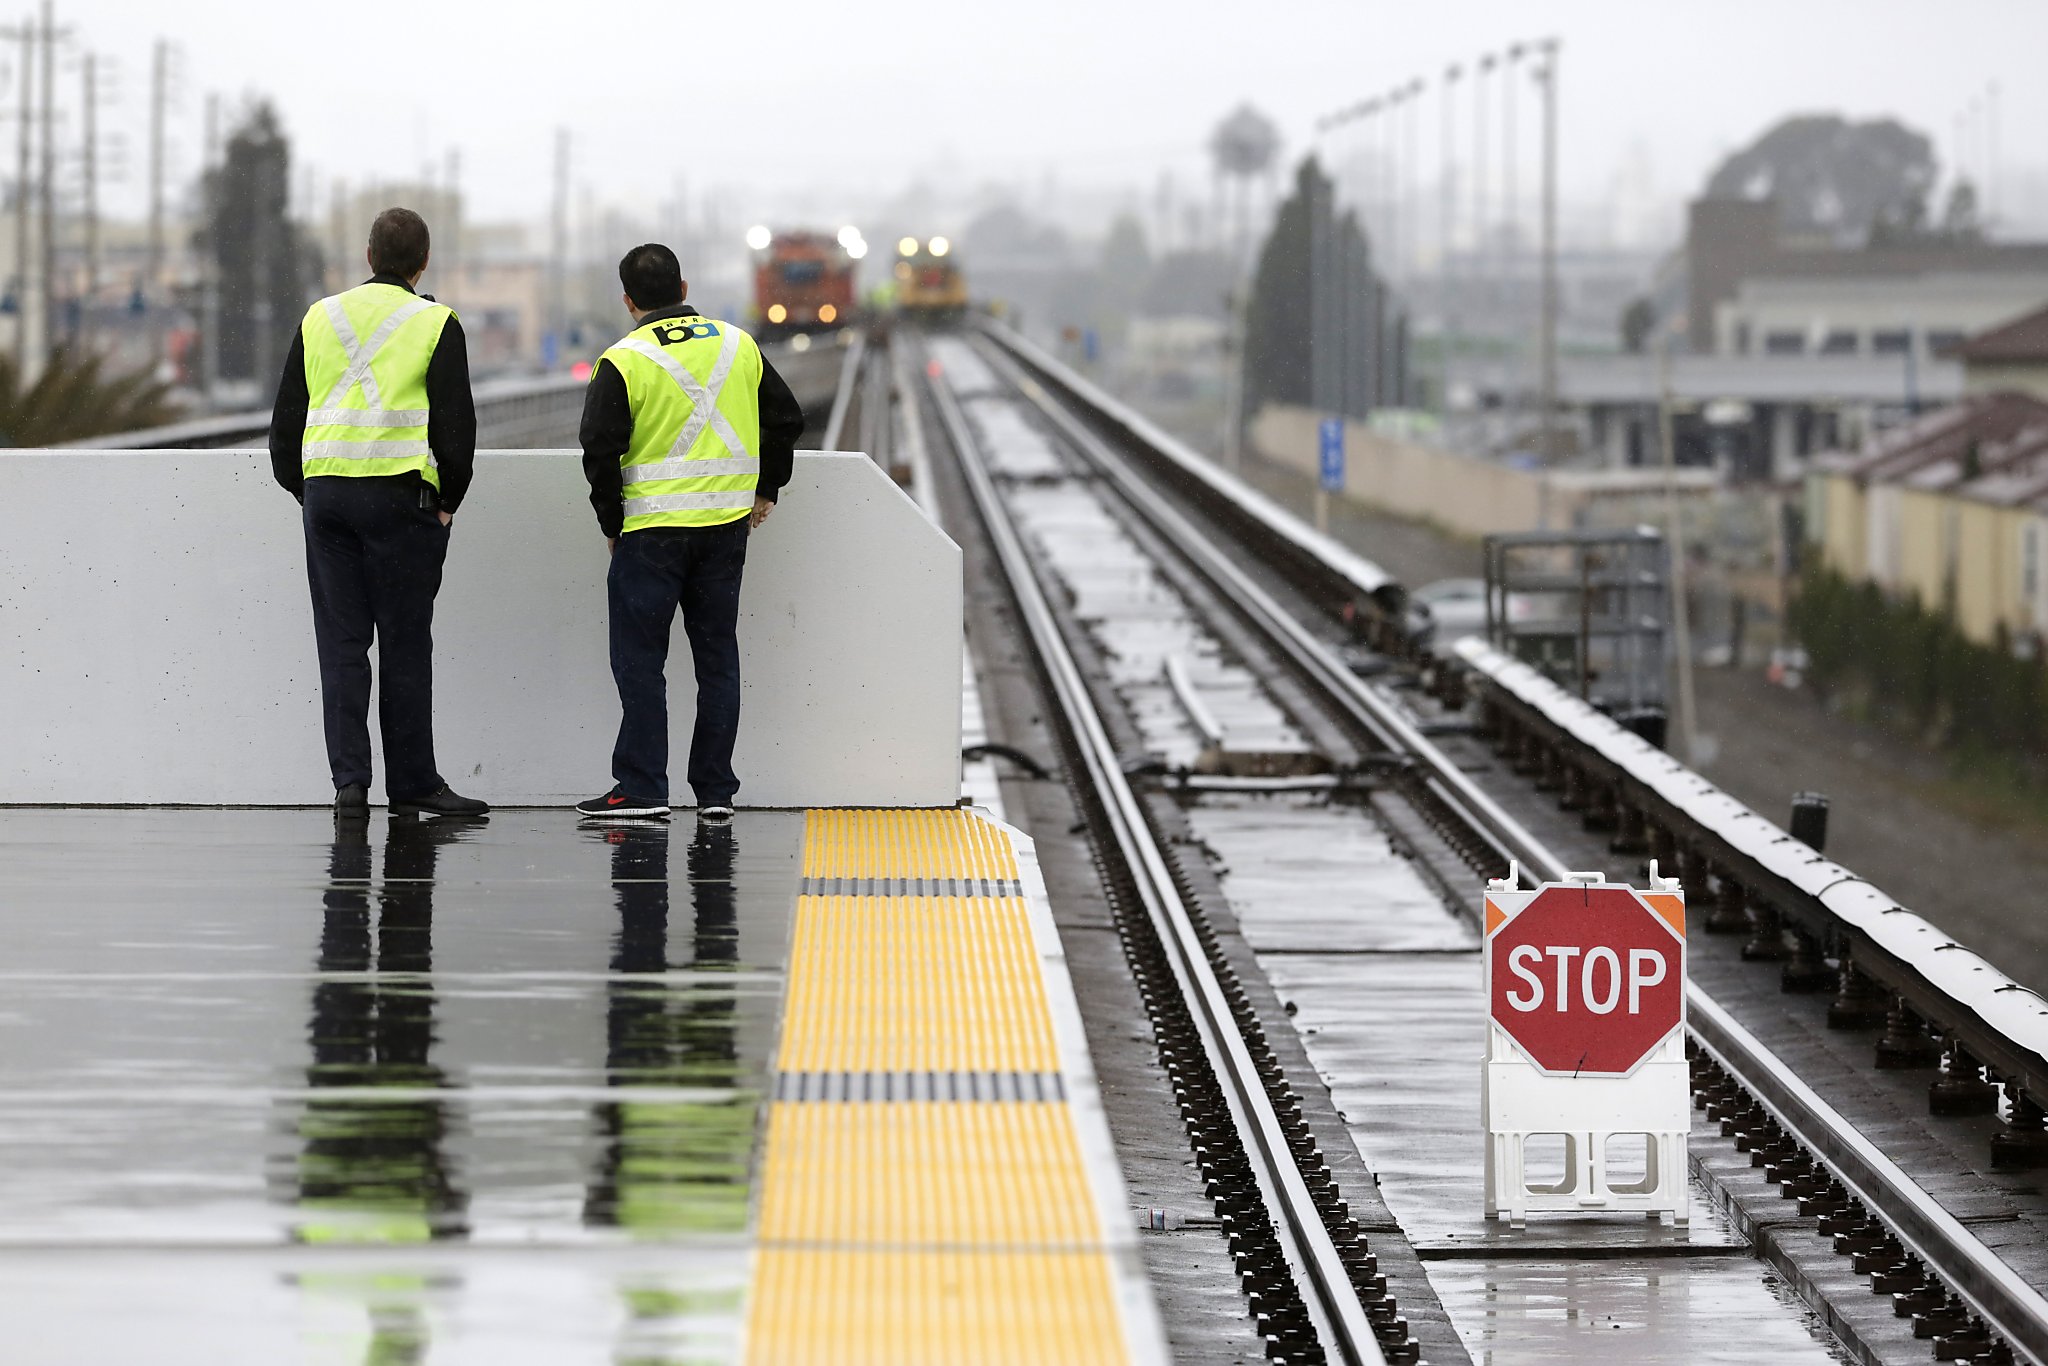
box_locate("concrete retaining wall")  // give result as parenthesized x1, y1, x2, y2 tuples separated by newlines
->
(1249, 404, 1715, 538)
(0, 450, 962, 808)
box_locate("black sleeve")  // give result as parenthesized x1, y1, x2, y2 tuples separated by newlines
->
(425, 316, 478, 513)
(755, 351, 805, 503)
(267, 329, 308, 501)
(579, 357, 633, 538)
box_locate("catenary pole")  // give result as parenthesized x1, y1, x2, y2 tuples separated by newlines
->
(1538, 39, 1560, 463)
(1439, 64, 1459, 421)
(36, 0, 52, 364)
(13, 16, 31, 368)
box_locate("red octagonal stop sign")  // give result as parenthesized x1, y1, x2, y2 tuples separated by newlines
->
(1487, 883, 1685, 1077)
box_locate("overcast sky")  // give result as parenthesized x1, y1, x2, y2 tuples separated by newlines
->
(49, 0, 2048, 239)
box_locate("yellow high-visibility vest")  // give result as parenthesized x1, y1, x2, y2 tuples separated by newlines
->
(600, 313, 763, 532)
(299, 282, 454, 488)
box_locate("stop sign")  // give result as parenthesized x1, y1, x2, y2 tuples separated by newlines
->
(1487, 883, 1684, 1077)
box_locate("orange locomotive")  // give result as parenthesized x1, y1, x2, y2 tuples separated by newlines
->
(747, 227, 862, 342)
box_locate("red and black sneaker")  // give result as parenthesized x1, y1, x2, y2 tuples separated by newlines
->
(575, 789, 670, 819)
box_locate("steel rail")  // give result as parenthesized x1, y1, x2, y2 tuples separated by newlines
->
(819, 330, 868, 452)
(975, 329, 2048, 1365)
(923, 344, 1388, 1366)
(979, 341, 1541, 885)
(1691, 993, 2048, 1363)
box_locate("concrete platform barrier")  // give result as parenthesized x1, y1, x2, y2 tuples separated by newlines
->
(0, 450, 961, 808)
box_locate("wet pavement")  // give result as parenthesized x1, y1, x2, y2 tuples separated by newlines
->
(0, 809, 800, 1364)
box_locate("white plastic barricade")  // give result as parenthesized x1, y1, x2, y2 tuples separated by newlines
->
(1482, 864, 1690, 1225)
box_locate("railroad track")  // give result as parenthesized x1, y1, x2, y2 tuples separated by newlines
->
(921, 319, 2048, 1366)
(925, 334, 1398, 1366)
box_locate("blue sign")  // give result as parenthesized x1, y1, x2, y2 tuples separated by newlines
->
(541, 330, 560, 370)
(1318, 418, 1345, 493)
(1082, 328, 1099, 363)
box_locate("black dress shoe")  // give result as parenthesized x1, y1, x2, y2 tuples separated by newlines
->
(390, 783, 490, 818)
(335, 783, 370, 815)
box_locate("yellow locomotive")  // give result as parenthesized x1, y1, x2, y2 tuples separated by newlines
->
(893, 236, 967, 323)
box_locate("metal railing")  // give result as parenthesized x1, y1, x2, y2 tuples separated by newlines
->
(66, 373, 588, 451)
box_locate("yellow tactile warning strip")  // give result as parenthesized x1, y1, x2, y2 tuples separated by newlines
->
(777, 895, 1059, 1074)
(802, 808, 1022, 883)
(749, 1249, 1128, 1366)
(756, 1101, 1099, 1245)
(745, 809, 1134, 1366)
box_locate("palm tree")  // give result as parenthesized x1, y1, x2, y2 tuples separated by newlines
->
(0, 347, 181, 446)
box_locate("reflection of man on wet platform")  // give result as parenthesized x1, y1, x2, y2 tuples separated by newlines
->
(574, 244, 806, 823)
(583, 819, 746, 1234)
(297, 817, 477, 1255)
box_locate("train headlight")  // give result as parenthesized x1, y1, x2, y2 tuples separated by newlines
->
(897, 236, 919, 257)
(846, 240, 868, 260)
(745, 225, 773, 251)
(837, 225, 863, 250)
(767, 303, 788, 324)
(819, 304, 838, 324)
(928, 236, 951, 257)
(894, 262, 912, 281)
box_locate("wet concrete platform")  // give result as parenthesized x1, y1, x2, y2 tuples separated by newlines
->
(1, 809, 792, 1362)
(0, 808, 1160, 1364)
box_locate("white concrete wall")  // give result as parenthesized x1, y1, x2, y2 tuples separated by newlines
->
(0, 450, 962, 808)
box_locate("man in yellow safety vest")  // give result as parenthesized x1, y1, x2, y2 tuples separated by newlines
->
(269, 208, 488, 820)
(573, 243, 805, 821)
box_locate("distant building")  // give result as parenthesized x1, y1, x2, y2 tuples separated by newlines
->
(1562, 351, 1963, 482)
(1806, 392, 2048, 644)
(1562, 201, 2048, 484)
(1685, 199, 2048, 359)
(1957, 303, 2048, 401)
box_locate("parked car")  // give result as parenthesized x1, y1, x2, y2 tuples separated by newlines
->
(1412, 577, 1534, 656)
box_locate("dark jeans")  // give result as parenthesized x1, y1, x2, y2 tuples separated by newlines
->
(609, 521, 749, 805)
(303, 475, 448, 799)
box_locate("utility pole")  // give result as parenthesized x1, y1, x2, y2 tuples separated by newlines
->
(13, 15, 32, 371)
(1987, 81, 2001, 229)
(80, 50, 94, 320)
(443, 146, 460, 301)
(1439, 64, 1460, 422)
(199, 91, 217, 401)
(1403, 78, 1422, 291)
(1656, 330, 1699, 765)
(1473, 52, 1493, 433)
(37, 0, 54, 363)
(1502, 43, 1523, 428)
(1308, 126, 1333, 418)
(148, 38, 165, 362)
(329, 177, 347, 292)
(1381, 89, 1400, 304)
(1537, 39, 1560, 463)
(548, 126, 568, 366)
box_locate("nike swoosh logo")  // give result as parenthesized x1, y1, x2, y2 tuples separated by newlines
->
(606, 795, 627, 807)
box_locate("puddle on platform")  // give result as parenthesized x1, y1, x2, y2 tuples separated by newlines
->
(0, 810, 802, 1364)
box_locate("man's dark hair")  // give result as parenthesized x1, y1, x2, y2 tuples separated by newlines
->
(619, 243, 685, 309)
(368, 208, 431, 278)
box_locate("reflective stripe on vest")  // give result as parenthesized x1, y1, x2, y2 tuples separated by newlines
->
(600, 316, 764, 532)
(300, 284, 452, 487)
